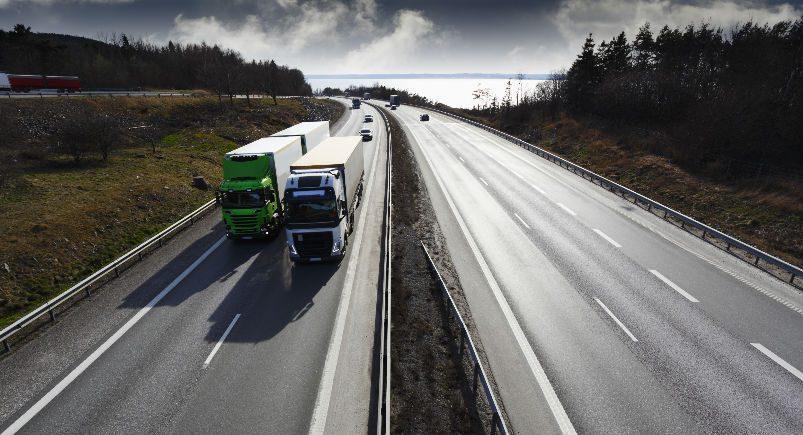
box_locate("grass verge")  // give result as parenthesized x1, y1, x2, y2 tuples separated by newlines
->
(0, 96, 344, 329)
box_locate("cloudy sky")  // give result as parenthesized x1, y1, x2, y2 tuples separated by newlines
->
(1, 0, 801, 74)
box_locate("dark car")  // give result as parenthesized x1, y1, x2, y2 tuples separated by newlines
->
(364, 114, 373, 122)
(420, 114, 430, 121)
(360, 128, 373, 141)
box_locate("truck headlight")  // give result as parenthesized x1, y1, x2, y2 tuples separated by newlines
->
(288, 241, 298, 255)
(332, 238, 342, 253)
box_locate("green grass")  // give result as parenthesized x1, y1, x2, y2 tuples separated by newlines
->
(0, 96, 344, 329)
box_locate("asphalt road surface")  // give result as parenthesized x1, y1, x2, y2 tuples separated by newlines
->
(0, 98, 387, 434)
(391, 105, 803, 434)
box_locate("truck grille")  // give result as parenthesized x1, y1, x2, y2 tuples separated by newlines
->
(293, 231, 332, 257)
(231, 215, 259, 232)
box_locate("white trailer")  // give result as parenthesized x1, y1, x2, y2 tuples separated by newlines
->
(271, 121, 330, 154)
(284, 136, 365, 262)
(0, 73, 10, 91)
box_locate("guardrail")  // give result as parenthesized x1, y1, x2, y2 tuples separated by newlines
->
(421, 243, 509, 435)
(414, 105, 802, 289)
(368, 101, 393, 435)
(0, 199, 219, 353)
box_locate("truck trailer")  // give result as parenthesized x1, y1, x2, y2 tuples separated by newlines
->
(352, 98, 361, 109)
(270, 121, 330, 154)
(363, 92, 371, 100)
(389, 94, 400, 106)
(218, 136, 303, 240)
(284, 136, 365, 262)
(0, 72, 80, 92)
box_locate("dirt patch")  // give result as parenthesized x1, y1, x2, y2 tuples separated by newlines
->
(387, 109, 500, 433)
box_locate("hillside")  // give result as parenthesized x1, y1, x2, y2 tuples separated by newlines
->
(0, 96, 344, 328)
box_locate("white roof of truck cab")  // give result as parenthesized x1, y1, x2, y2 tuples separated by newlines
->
(271, 121, 329, 136)
(226, 136, 300, 156)
(291, 136, 362, 169)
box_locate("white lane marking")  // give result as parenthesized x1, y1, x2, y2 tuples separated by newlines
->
(556, 203, 576, 216)
(751, 343, 803, 382)
(650, 270, 700, 303)
(1, 236, 227, 435)
(514, 213, 531, 230)
(479, 177, 489, 186)
(510, 169, 524, 179)
(458, 156, 465, 163)
(405, 123, 576, 434)
(203, 313, 241, 369)
(530, 184, 547, 195)
(593, 229, 622, 248)
(450, 115, 803, 317)
(308, 104, 384, 435)
(594, 298, 638, 342)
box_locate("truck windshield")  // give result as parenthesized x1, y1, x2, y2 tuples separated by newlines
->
(286, 199, 338, 223)
(222, 191, 264, 208)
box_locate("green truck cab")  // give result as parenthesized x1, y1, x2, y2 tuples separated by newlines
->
(217, 136, 303, 239)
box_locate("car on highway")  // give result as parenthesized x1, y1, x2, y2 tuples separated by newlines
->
(420, 114, 430, 121)
(384, 103, 390, 107)
(390, 105, 397, 110)
(364, 114, 373, 122)
(359, 128, 372, 141)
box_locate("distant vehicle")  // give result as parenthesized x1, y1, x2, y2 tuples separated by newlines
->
(389, 94, 400, 106)
(384, 103, 390, 107)
(390, 105, 397, 110)
(359, 128, 373, 141)
(420, 114, 429, 121)
(284, 136, 365, 262)
(363, 92, 371, 100)
(0, 72, 81, 93)
(364, 114, 373, 122)
(352, 98, 361, 109)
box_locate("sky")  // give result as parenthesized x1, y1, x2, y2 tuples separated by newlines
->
(1, 0, 802, 74)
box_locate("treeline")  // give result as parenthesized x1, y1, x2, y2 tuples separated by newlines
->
(472, 18, 803, 177)
(318, 84, 436, 107)
(0, 24, 312, 98)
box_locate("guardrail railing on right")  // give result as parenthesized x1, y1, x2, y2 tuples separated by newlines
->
(413, 105, 802, 290)
(421, 243, 509, 435)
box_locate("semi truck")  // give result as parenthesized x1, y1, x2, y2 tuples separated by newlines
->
(270, 121, 329, 154)
(363, 92, 371, 100)
(352, 98, 361, 109)
(217, 136, 303, 240)
(284, 136, 365, 262)
(389, 94, 400, 106)
(0, 72, 80, 92)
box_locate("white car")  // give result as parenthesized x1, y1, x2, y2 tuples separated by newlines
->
(359, 128, 373, 141)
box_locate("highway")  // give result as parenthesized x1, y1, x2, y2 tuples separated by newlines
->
(391, 105, 803, 434)
(0, 99, 386, 434)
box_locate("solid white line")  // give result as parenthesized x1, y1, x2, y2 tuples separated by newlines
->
(479, 177, 489, 186)
(556, 203, 576, 216)
(203, 313, 241, 369)
(751, 343, 803, 382)
(650, 270, 699, 303)
(308, 105, 384, 435)
(405, 123, 576, 434)
(593, 229, 622, 248)
(2, 235, 227, 435)
(594, 298, 638, 342)
(458, 156, 465, 163)
(514, 213, 531, 229)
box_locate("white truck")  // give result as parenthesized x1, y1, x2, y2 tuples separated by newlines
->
(0, 73, 10, 91)
(284, 136, 365, 262)
(270, 121, 329, 154)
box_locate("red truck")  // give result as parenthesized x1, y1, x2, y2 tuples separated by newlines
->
(0, 72, 81, 93)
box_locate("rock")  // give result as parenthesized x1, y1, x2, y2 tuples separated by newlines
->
(192, 176, 210, 190)
(31, 223, 48, 233)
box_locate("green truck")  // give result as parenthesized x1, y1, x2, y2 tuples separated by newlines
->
(217, 136, 304, 240)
